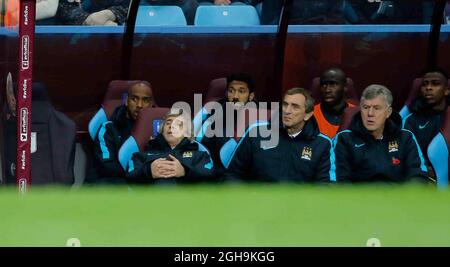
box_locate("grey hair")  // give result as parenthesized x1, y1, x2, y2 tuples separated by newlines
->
(360, 84, 393, 107)
(283, 87, 315, 113)
(158, 109, 194, 141)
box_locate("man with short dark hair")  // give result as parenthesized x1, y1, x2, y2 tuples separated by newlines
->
(403, 68, 449, 178)
(127, 110, 214, 183)
(334, 84, 428, 183)
(226, 87, 334, 182)
(199, 73, 256, 175)
(314, 68, 356, 138)
(93, 81, 153, 182)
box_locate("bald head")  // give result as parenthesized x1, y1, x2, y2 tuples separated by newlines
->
(320, 68, 347, 84)
(126, 81, 153, 120)
(319, 68, 347, 107)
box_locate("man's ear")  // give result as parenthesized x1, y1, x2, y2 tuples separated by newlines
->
(125, 96, 129, 107)
(444, 86, 450, 97)
(304, 111, 314, 121)
(249, 92, 255, 102)
(386, 106, 393, 118)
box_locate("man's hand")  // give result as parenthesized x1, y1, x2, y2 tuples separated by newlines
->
(150, 158, 173, 179)
(168, 155, 185, 178)
(83, 10, 116, 26)
(214, 0, 231, 5)
(150, 156, 185, 179)
(104, 20, 118, 26)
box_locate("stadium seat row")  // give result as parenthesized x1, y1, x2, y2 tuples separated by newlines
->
(136, 5, 261, 26)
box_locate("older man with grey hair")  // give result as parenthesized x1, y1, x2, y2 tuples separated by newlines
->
(333, 84, 428, 183)
(126, 110, 214, 184)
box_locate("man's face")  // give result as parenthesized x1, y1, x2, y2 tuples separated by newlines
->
(227, 80, 254, 109)
(282, 94, 313, 130)
(360, 96, 392, 133)
(126, 84, 153, 120)
(163, 115, 187, 146)
(320, 71, 346, 106)
(420, 72, 449, 107)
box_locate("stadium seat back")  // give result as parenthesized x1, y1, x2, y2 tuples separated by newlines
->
(194, 6, 261, 26)
(310, 77, 359, 106)
(193, 77, 227, 140)
(118, 107, 170, 170)
(220, 107, 271, 168)
(136, 6, 187, 26)
(399, 78, 422, 119)
(337, 105, 360, 132)
(205, 77, 227, 103)
(428, 106, 450, 188)
(445, 2, 450, 23)
(32, 83, 76, 184)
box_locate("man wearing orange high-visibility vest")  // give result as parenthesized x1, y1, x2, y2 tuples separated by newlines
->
(313, 68, 356, 139)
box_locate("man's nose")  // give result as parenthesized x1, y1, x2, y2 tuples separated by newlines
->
(136, 100, 144, 108)
(284, 106, 292, 114)
(368, 107, 375, 116)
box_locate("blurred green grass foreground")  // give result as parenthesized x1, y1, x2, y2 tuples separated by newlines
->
(1, 184, 449, 247)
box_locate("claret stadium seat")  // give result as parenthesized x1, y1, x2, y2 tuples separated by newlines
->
(337, 104, 360, 132)
(193, 77, 227, 141)
(310, 77, 359, 106)
(118, 107, 170, 171)
(428, 106, 450, 188)
(399, 78, 422, 121)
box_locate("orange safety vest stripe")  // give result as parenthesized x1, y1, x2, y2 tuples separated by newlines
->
(4, 0, 19, 28)
(314, 102, 356, 139)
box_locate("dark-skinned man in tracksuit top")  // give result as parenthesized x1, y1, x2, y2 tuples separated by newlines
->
(93, 81, 153, 183)
(226, 87, 335, 183)
(402, 68, 449, 180)
(334, 84, 428, 183)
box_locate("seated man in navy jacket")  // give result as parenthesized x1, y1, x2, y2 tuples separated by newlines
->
(127, 110, 214, 184)
(226, 87, 334, 183)
(93, 81, 153, 183)
(334, 84, 428, 183)
(403, 68, 449, 180)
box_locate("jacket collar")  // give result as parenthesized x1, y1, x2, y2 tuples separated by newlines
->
(280, 116, 320, 141)
(147, 134, 197, 151)
(409, 97, 447, 116)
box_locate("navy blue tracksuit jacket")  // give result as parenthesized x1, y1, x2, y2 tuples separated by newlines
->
(334, 113, 428, 183)
(226, 118, 335, 183)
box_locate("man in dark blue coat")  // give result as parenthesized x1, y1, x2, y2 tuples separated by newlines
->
(127, 110, 214, 183)
(226, 87, 334, 183)
(334, 84, 428, 183)
(403, 68, 449, 179)
(93, 81, 153, 182)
